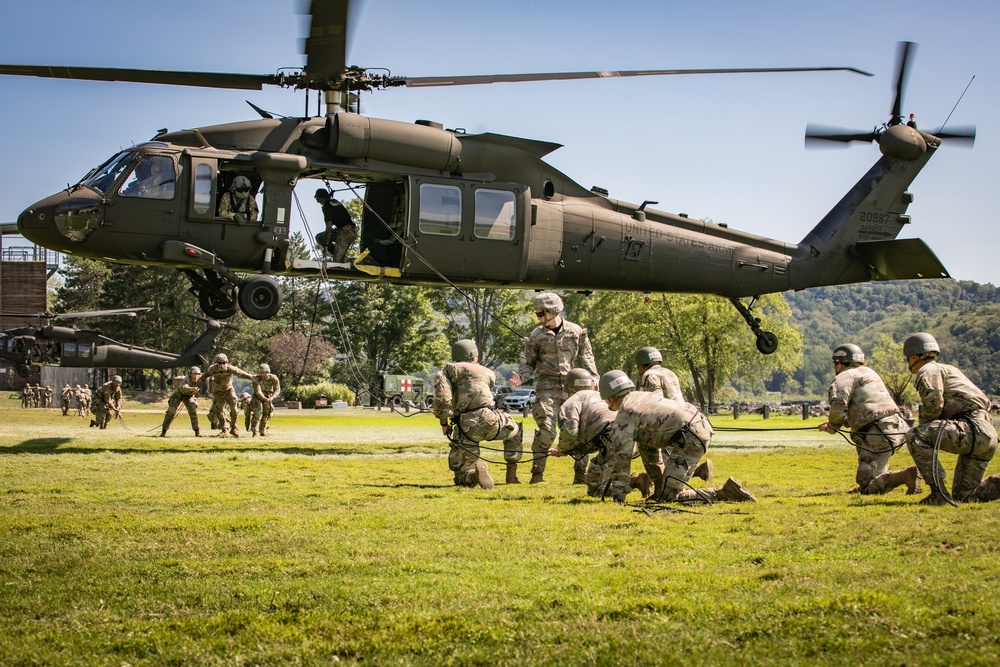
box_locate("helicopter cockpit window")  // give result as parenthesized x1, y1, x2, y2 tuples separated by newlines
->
(119, 155, 175, 200)
(81, 151, 132, 195)
(418, 184, 461, 236)
(474, 189, 517, 241)
(77, 343, 92, 358)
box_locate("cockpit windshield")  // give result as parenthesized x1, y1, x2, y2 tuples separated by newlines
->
(81, 151, 133, 194)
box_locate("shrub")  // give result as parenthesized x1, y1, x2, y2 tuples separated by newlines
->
(284, 382, 355, 407)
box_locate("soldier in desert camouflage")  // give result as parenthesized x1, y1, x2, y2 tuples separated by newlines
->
(160, 366, 203, 437)
(250, 363, 280, 437)
(203, 353, 254, 438)
(635, 346, 683, 401)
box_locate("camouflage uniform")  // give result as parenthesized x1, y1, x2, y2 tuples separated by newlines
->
(433, 360, 521, 488)
(60, 384, 73, 416)
(906, 360, 998, 501)
(315, 193, 357, 263)
(92, 380, 123, 429)
(557, 389, 617, 497)
(518, 321, 598, 480)
(74, 385, 86, 416)
(161, 376, 202, 436)
(204, 363, 254, 436)
(32, 384, 42, 408)
(81, 386, 92, 417)
(639, 365, 683, 401)
(239, 394, 252, 431)
(218, 176, 258, 224)
(826, 365, 914, 494)
(41, 386, 53, 409)
(250, 373, 281, 436)
(21, 385, 33, 409)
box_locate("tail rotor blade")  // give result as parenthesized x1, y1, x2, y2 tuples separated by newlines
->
(805, 124, 877, 147)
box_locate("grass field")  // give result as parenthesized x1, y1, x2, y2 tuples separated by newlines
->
(2, 398, 999, 666)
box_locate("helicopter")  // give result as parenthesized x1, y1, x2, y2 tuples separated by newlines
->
(0, 308, 222, 378)
(1, 2, 976, 354)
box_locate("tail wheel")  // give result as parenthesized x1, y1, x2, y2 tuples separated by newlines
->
(755, 331, 779, 355)
(237, 275, 284, 320)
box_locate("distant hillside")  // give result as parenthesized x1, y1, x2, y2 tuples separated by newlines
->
(782, 280, 1000, 397)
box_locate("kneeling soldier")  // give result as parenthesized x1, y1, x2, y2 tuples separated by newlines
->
(549, 368, 618, 497)
(161, 367, 203, 437)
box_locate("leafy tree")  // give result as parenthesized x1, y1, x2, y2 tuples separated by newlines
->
(868, 333, 918, 406)
(431, 287, 531, 369)
(266, 330, 337, 386)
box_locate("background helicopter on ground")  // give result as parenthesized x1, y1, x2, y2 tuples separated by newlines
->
(0, 308, 222, 378)
(0, 1, 979, 354)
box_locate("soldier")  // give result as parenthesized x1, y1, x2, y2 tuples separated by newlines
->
(91, 375, 123, 429)
(160, 367, 203, 437)
(203, 353, 254, 437)
(60, 383, 73, 416)
(32, 383, 42, 408)
(433, 339, 523, 490)
(548, 369, 619, 497)
(42, 385, 53, 409)
(902, 333, 1000, 504)
(218, 175, 258, 224)
(599, 370, 755, 504)
(81, 384, 92, 418)
(74, 384, 86, 417)
(510, 292, 598, 484)
(314, 188, 357, 262)
(817, 344, 921, 495)
(239, 392, 252, 431)
(250, 363, 281, 437)
(635, 346, 683, 401)
(21, 384, 33, 409)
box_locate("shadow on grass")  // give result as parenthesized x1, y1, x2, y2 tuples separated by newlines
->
(0, 439, 381, 457)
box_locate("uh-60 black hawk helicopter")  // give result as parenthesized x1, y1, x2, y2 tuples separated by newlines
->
(2, 2, 975, 354)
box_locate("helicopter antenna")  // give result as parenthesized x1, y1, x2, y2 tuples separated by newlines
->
(937, 75, 975, 135)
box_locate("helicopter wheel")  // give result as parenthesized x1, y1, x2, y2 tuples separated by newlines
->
(755, 331, 779, 355)
(237, 275, 284, 321)
(198, 288, 238, 320)
(16, 365, 29, 378)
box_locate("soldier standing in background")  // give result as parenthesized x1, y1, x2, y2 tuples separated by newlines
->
(635, 346, 684, 401)
(817, 344, 921, 495)
(511, 292, 598, 484)
(433, 339, 522, 490)
(250, 363, 281, 437)
(203, 353, 254, 438)
(91, 375, 123, 430)
(32, 384, 41, 408)
(21, 384, 33, 409)
(160, 367, 203, 437)
(81, 384, 92, 418)
(239, 392, 252, 431)
(60, 384, 73, 416)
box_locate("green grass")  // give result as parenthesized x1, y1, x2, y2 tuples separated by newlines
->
(2, 400, 999, 666)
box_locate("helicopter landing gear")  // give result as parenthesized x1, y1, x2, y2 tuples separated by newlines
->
(729, 297, 779, 355)
(183, 268, 238, 320)
(198, 288, 238, 320)
(237, 275, 283, 321)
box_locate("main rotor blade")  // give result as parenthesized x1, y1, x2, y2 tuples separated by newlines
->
(398, 65, 873, 88)
(51, 307, 153, 320)
(0, 64, 280, 90)
(302, 0, 351, 84)
(805, 123, 878, 146)
(891, 41, 916, 123)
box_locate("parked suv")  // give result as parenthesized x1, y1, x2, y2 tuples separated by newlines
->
(503, 388, 536, 412)
(492, 385, 513, 408)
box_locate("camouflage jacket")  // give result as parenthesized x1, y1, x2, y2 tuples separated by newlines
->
(558, 390, 617, 455)
(610, 391, 711, 451)
(169, 379, 201, 402)
(94, 382, 122, 410)
(253, 373, 281, 400)
(433, 361, 495, 425)
(519, 319, 598, 385)
(639, 365, 683, 401)
(827, 366, 900, 431)
(204, 365, 254, 393)
(913, 360, 990, 423)
(60, 387, 73, 401)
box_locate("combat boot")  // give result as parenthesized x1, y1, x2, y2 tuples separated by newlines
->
(506, 463, 520, 484)
(884, 465, 922, 495)
(230, 429, 239, 438)
(250, 430, 258, 437)
(475, 461, 495, 490)
(971, 474, 1000, 502)
(159, 430, 167, 438)
(194, 431, 202, 437)
(918, 487, 950, 505)
(89, 419, 96, 428)
(573, 469, 587, 485)
(630, 472, 653, 499)
(692, 459, 714, 482)
(529, 463, 545, 484)
(715, 477, 758, 503)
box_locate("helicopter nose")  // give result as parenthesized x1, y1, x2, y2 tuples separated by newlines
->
(18, 191, 103, 250)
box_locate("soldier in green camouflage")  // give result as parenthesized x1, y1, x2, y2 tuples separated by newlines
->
(91, 376, 123, 429)
(203, 353, 254, 437)
(902, 333, 1000, 504)
(21, 384, 32, 409)
(160, 367, 203, 437)
(239, 392, 252, 431)
(818, 344, 921, 495)
(511, 292, 598, 484)
(250, 363, 281, 437)
(548, 369, 619, 497)
(635, 346, 684, 401)
(433, 339, 522, 489)
(599, 370, 756, 504)
(60, 384, 73, 416)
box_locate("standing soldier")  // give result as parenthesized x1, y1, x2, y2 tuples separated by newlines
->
(60, 384, 73, 416)
(817, 344, 921, 495)
(433, 339, 523, 490)
(21, 384, 33, 409)
(599, 370, 753, 504)
(160, 367, 203, 437)
(203, 353, 254, 437)
(42, 385, 53, 409)
(91, 375, 123, 429)
(635, 346, 684, 401)
(250, 363, 281, 437)
(510, 292, 598, 484)
(32, 383, 42, 408)
(81, 384, 92, 418)
(74, 384, 85, 417)
(313, 188, 358, 262)
(902, 333, 1000, 504)
(239, 392, 252, 431)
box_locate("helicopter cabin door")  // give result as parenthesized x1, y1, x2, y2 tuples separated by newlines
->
(402, 177, 527, 282)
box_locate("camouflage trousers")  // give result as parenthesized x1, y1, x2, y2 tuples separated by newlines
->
(449, 407, 520, 487)
(211, 389, 239, 433)
(317, 225, 358, 263)
(162, 396, 199, 434)
(61, 399, 70, 416)
(851, 416, 908, 494)
(250, 398, 274, 434)
(605, 419, 712, 503)
(906, 410, 998, 501)
(92, 401, 116, 428)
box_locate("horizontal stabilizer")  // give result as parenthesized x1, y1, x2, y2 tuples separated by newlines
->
(855, 238, 949, 280)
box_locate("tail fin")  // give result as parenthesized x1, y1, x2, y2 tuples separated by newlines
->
(174, 319, 222, 368)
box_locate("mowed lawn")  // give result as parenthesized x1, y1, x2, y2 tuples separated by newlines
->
(2, 400, 999, 666)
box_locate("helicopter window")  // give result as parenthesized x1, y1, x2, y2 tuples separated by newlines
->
(77, 343, 92, 358)
(418, 183, 461, 236)
(82, 151, 133, 195)
(119, 155, 176, 200)
(63, 342, 77, 357)
(193, 163, 214, 215)
(474, 189, 516, 241)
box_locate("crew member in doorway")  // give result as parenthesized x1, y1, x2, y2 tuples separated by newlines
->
(314, 188, 357, 262)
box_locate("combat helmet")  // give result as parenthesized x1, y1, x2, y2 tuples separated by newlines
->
(831, 343, 865, 365)
(214, 353, 229, 364)
(231, 175, 251, 196)
(258, 363, 271, 373)
(189, 366, 202, 376)
(903, 332, 940, 358)
(451, 339, 478, 362)
(533, 291, 564, 315)
(563, 368, 596, 394)
(635, 346, 663, 367)
(599, 370, 635, 400)
(112, 375, 122, 383)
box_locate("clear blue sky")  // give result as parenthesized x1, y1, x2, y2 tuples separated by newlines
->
(0, 0, 996, 285)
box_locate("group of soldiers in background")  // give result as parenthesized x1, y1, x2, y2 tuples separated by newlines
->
(20, 384, 53, 409)
(159, 354, 281, 438)
(434, 291, 1000, 508)
(22, 383, 94, 417)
